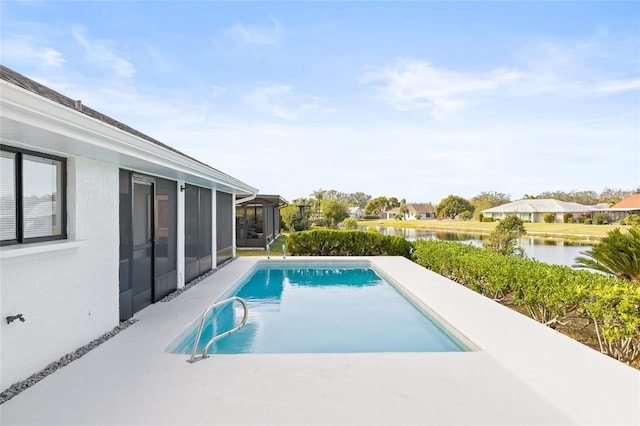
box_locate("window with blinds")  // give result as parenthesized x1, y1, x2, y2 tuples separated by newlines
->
(0, 151, 17, 241)
(0, 146, 66, 245)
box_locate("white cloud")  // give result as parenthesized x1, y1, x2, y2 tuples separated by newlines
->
(71, 26, 135, 77)
(361, 60, 526, 117)
(362, 30, 639, 118)
(245, 84, 296, 120)
(225, 21, 281, 46)
(142, 43, 175, 73)
(211, 85, 226, 98)
(363, 53, 639, 118)
(244, 84, 326, 120)
(1, 36, 65, 67)
(585, 78, 640, 95)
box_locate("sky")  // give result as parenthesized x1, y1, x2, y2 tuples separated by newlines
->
(1, 1, 639, 204)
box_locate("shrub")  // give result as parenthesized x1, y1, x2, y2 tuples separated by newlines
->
(621, 214, 640, 226)
(580, 283, 640, 364)
(458, 211, 473, 221)
(482, 217, 494, 222)
(483, 215, 527, 257)
(594, 212, 605, 225)
(543, 213, 556, 223)
(414, 214, 422, 220)
(286, 229, 413, 258)
(312, 218, 329, 228)
(585, 218, 592, 225)
(363, 215, 380, 220)
(342, 217, 358, 230)
(411, 239, 640, 363)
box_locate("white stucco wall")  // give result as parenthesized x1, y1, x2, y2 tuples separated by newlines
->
(1, 156, 120, 390)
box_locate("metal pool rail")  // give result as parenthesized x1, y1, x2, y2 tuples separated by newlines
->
(187, 297, 248, 363)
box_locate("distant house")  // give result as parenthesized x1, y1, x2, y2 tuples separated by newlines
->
(604, 194, 640, 223)
(382, 203, 435, 220)
(347, 207, 364, 219)
(482, 199, 593, 223)
(236, 195, 288, 248)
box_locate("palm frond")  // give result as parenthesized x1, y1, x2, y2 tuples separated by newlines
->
(574, 227, 640, 281)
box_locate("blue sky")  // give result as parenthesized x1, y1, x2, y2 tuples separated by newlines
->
(2, 1, 639, 203)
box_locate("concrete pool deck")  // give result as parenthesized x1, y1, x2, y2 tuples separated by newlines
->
(1, 256, 639, 425)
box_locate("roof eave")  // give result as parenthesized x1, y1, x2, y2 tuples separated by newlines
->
(1, 80, 257, 195)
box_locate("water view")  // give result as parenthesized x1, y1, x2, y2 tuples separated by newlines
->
(361, 226, 594, 268)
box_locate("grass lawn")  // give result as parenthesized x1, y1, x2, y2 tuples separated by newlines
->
(359, 219, 623, 240)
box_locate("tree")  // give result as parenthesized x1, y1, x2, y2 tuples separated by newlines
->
(398, 199, 409, 220)
(310, 189, 327, 217)
(536, 190, 598, 205)
(345, 192, 371, 209)
(574, 227, 640, 282)
(599, 188, 634, 205)
(364, 196, 389, 217)
(321, 199, 349, 228)
(280, 204, 300, 231)
(470, 191, 510, 219)
(435, 195, 474, 219)
(387, 197, 400, 209)
(483, 215, 527, 256)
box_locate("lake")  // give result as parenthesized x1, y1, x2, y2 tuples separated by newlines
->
(360, 226, 595, 268)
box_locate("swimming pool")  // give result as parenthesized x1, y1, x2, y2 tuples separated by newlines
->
(167, 261, 471, 354)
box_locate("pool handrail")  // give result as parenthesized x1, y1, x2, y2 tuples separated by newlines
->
(187, 296, 248, 363)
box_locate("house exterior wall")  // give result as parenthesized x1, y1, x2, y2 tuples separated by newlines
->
(0, 156, 119, 390)
(0, 66, 258, 392)
(406, 211, 434, 220)
(348, 208, 364, 219)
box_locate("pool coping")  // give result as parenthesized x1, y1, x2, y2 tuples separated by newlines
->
(2, 256, 639, 425)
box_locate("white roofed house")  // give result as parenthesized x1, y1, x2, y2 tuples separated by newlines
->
(382, 203, 435, 220)
(406, 203, 435, 220)
(347, 206, 364, 219)
(0, 65, 258, 391)
(481, 199, 594, 223)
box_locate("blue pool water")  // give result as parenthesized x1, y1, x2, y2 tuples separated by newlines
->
(169, 264, 469, 354)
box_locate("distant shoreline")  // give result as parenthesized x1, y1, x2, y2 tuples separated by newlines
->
(358, 219, 621, 242)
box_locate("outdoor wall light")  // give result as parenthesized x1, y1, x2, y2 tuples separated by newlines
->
(6, 314, 25, 324)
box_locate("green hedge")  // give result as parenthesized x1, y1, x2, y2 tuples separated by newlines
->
(412, 239, 640, 364)
(286, 229, 413, 258)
